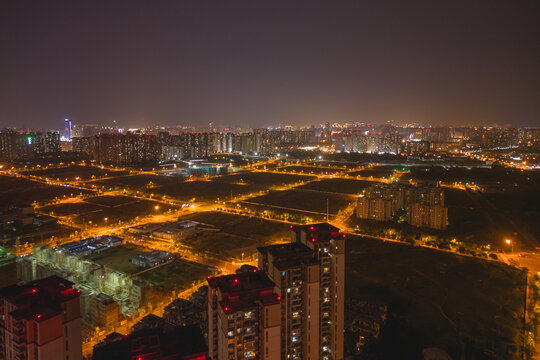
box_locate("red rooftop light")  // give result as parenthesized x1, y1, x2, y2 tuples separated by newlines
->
(206, 276, 211, 280)
(252, 269, 257, 273)
(31, 288, 38, 294)
(277, 296, 281, 300)
(342, 234, 346, 238)
(311, 238, 316, 242)
(309, 226, 314, 230)
(289, 225, 294, 229)
(233, 278, 239, 285)
(36, 314, 41, 319)
(224, 306, 229, 311)
(76, 289, 81, 294)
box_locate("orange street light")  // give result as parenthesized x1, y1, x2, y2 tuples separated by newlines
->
(505, 239, 514, 253)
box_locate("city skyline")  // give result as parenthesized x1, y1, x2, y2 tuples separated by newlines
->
(1, 0, 539, 129)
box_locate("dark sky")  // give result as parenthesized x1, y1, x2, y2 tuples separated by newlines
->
(1, 0, 539, 129)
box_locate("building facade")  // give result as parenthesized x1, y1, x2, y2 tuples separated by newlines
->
(0, 276, 82, 360)
(207, 272, 282, 360)
(258, 223, 346, 360)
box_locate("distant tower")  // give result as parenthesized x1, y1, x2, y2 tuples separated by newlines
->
(64, 118, 72, 139)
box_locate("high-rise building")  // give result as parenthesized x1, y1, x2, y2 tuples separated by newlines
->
(64, 118, 72, 139)
(258, 223, 346, 360)
(356, 184, 408, 221)
(207, 272, 282, 360)
(0, 276, 83, 360)
(407, 186, 448, 230)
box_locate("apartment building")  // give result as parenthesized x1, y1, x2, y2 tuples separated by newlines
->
(258, 223, 346, 360)
(0, 276, 82, 360)
(207, 272, 282, 360)
(407, 186, 448, 230)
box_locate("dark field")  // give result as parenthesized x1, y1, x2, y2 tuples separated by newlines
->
(22, 165, 129, 180)
(179, 211, 291, 257)
(212, 171, 315, 188)
(90, 174, 184, 189)
(139, 259, 215, 290)
(277, 165, 347, 175)
(85, 195, 137, 207)
(154, 180, 260, 202)
(84, 243, 147, 274)
(40, 196, 175, 226)
(40, 201, 103, 216)
(243, 189, 354, 215)
(0, 175, 94, 205)
(181, 211, 291, 239)
(400, 166, 540, 189)
(297, 178, 374, 195)
(346, 235, 526, 359)
(348, 166, 396, 178)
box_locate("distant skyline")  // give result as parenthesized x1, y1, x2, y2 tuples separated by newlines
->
(1, 0, 539, 129)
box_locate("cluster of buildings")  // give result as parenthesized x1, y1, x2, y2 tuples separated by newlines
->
(0, 203, 58, 244)
(208, 223, 346, 360)
(128, 220, 209, 244)
(17, 243, 159, 329)
(2, 124, 538, 164)
(0, 130, 61, 160)
(60, 235, 124, 257)
(129, 250, 174, 268)
(357, 184, 448, 230)
(0, 222, 386, 360)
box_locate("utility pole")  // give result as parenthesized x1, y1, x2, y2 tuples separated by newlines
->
(326, 198, 329, 222)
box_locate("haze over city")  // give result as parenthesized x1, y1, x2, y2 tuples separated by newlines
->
(1, 2, 540, 360)
(1, 0, 539, 129)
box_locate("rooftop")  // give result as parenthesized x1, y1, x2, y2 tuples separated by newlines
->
(0, 276, 80, 322)
(208, 271, 275, 294)
(208, 272, 280, 313)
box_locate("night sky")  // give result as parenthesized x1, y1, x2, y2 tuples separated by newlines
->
(1, 0, 539, 129)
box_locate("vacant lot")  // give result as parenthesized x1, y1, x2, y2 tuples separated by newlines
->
(139, 259, 215, 290)
(212, 171, 315, 188)
(400, 166, 540, 190)
(179, 211, 291, 256)
(40, 195, 175, 226)
(346, 235, 526, 359)
(22, 165, 129, 181)
(298, 178, 373, 195)
(40, 201, 103, 217)
(181, 211, 291, 239)
(348, 166, 396, 178)
(73, 198, 175, 225)
(0, 175, 94, 205)
(155, 180, 260, 202)
(243, 189, 354, 215)
(277, 165, 346, 175)
(91, 174, 184, 189)
(85, 195, 137, 207)
(85, 243, 147, 274)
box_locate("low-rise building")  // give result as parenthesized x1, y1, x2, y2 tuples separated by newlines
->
(92, 323, 207, 360)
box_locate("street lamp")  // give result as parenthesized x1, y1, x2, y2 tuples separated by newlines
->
(505, 239, 514, 253)
(104, 217, 108, 226)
